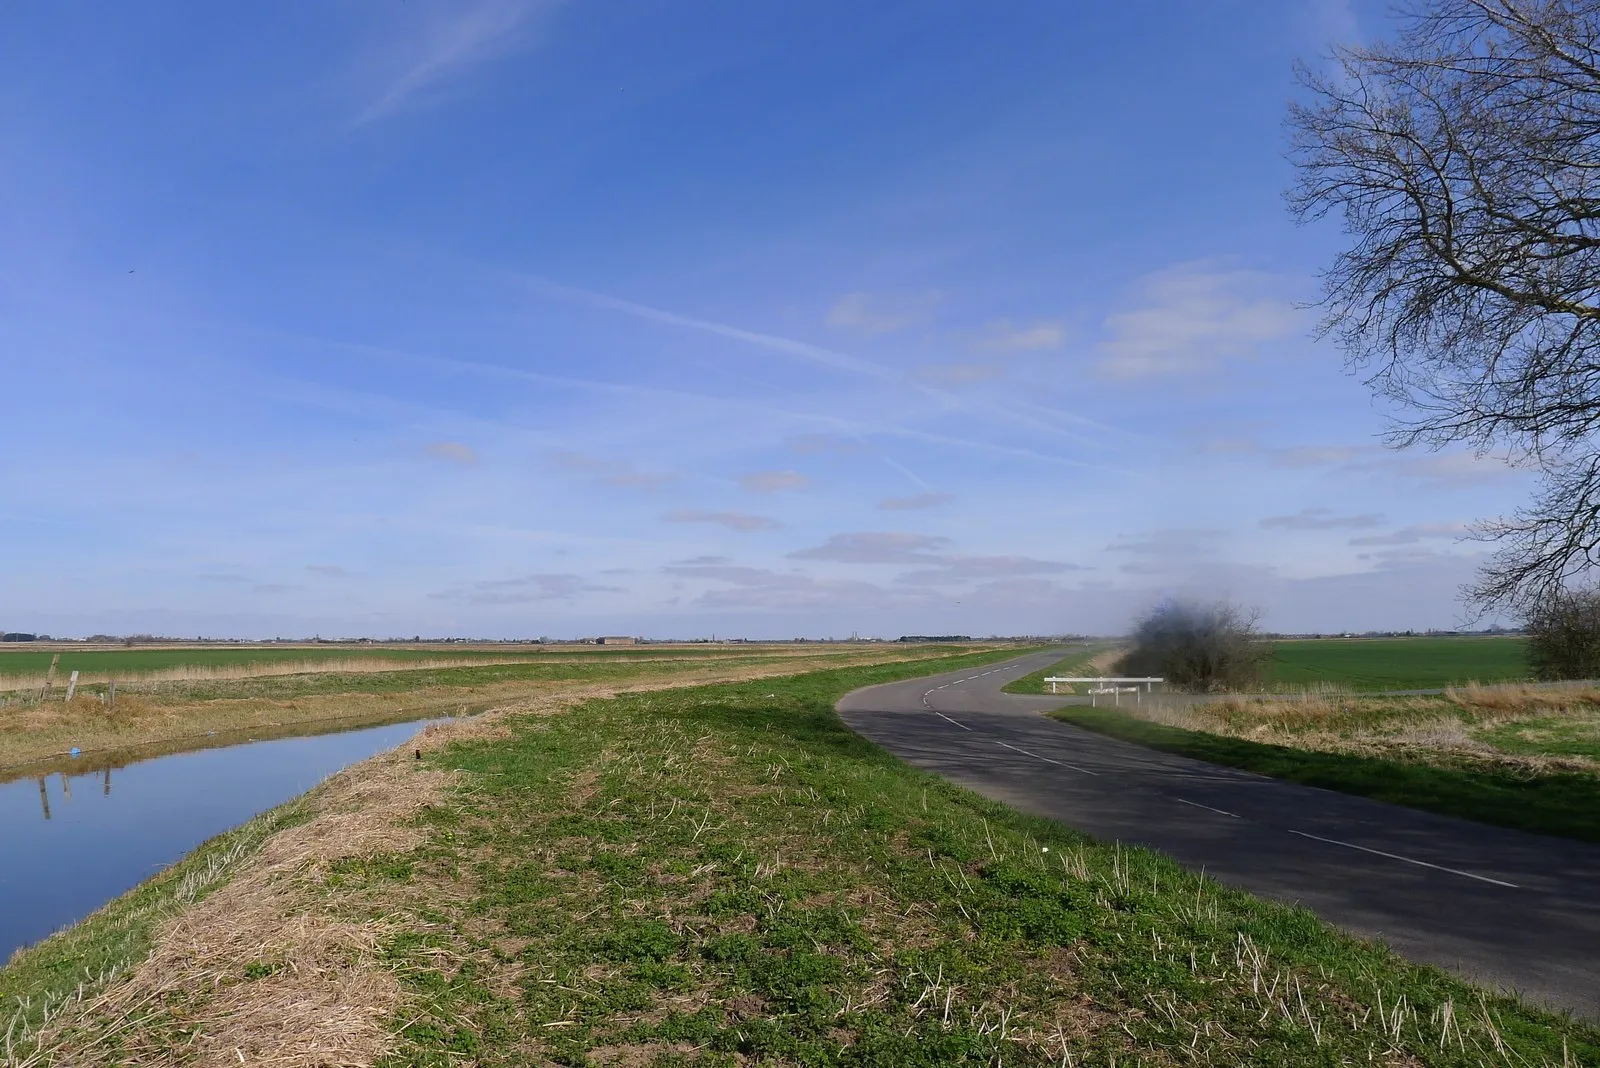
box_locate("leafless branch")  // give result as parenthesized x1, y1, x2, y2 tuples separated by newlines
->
(1290, 0, 1600, 611)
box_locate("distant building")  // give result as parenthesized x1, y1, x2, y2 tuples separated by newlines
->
(597, 636, 636, 645)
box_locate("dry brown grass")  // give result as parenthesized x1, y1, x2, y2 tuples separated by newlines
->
(1084, 647, 1123, 675)
(13, 687, 598, 1067)
(1110, 684, 1600, 774)
(18, 753, 448, 1065)
(0, 646, 990, 777)
(0, 655, 550, 693)
(0, 642, 959, 693)
(1445, 680, 1600, 715)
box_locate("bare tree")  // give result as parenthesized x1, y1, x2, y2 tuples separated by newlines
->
(1289, 0, 1600, 613)
(1116, 599, 1270, 693)
(1524, 587, 1600, 677)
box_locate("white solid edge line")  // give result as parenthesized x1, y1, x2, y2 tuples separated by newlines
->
(1175, 797, 1239, 819)
(994, 739, 1099, 776)
(933, 710, 972, 731)
(1286, 830, 1520, 889)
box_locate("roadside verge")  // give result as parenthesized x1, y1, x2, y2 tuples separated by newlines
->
(1049, 704, 1600, 843)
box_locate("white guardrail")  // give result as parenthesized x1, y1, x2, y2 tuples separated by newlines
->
(1042, 676, 1165, 705)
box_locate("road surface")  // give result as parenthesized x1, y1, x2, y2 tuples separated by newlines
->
(838, 650, 1600, 1020)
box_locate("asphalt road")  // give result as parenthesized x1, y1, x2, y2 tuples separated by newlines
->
(838, 650, 1600, 1020)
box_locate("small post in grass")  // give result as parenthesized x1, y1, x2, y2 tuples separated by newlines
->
(65, 670, 79, 702)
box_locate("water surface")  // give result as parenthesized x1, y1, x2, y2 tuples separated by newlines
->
(0, 718, 434, 964)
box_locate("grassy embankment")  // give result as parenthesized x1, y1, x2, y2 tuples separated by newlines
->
(6, 650, 1595, 1065)
(1045, 637, 1600, 842)
(1001, 645, 1119, 695)
(0, 644, 999, 779)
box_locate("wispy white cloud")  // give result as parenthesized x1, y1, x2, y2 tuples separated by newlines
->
(424, 441, 480, 466)
(1259, 507, 1384, 531)
(548, 450, 676, 490)
(662, 509, 782, 532)
(527, 279, 1119, 447)
(1273, 445, 1363, 468)
(911, 363, 1004, 386)
(878, 492, 953, 511)
(536, 279, 899, 383)
(288, 329, 1109, 472)
(975, 319, 1066, 351)
(786, 433, 866, 456)
(1095, 261, 1301, 379)
(788, 532, 950, 564)
(895, 555, 1087, 585)
(1104, 528, 1228, 575)
(662, 563, 904, 613)
(432, 572, 623, 605)
(739, 470, 809, 493)
(1349, 523, 1467, 547)
(1356, 451, 1517, 488)
(825, 291, 942, 336)
(354, 0, 551, 125)
(1191, 435, 1514, 487)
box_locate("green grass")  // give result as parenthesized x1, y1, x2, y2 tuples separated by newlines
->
(10, 649, 1596, 1065)
(1264, 636, 1529, 691)
(1000, 645, 1108, 694)
(363, 656, 1595, 1064)
(1048, 705, 1600, 843)
(330, 658, 1600, 1062)
(1477, 713, 1600, 762)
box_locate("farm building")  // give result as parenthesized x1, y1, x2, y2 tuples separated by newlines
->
(597, 636, 636, 645)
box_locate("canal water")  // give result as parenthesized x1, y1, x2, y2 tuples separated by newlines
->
(0, 718, 436, 965)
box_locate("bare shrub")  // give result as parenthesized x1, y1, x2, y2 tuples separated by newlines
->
(1523, 589, 1600, 680)
(1115, 600, 1269, 693)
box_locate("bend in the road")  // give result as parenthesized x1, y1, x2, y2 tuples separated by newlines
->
(839, 650, 1600, 1021)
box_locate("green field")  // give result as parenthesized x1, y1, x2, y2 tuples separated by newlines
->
(1263, 636, 1529, 691)
(0, 643, 835, 679)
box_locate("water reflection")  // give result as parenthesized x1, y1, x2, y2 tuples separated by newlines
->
(0, 717, 438, 965)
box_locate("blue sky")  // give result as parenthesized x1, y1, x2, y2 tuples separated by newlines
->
(0, 1, 1531, 639)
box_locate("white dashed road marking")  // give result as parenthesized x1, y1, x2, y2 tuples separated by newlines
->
(1175, 797, 1239, 819)
(994, 739, 1098, 775)
(917, 658, 1524, 891)
(1285, 830, 1519, 889)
